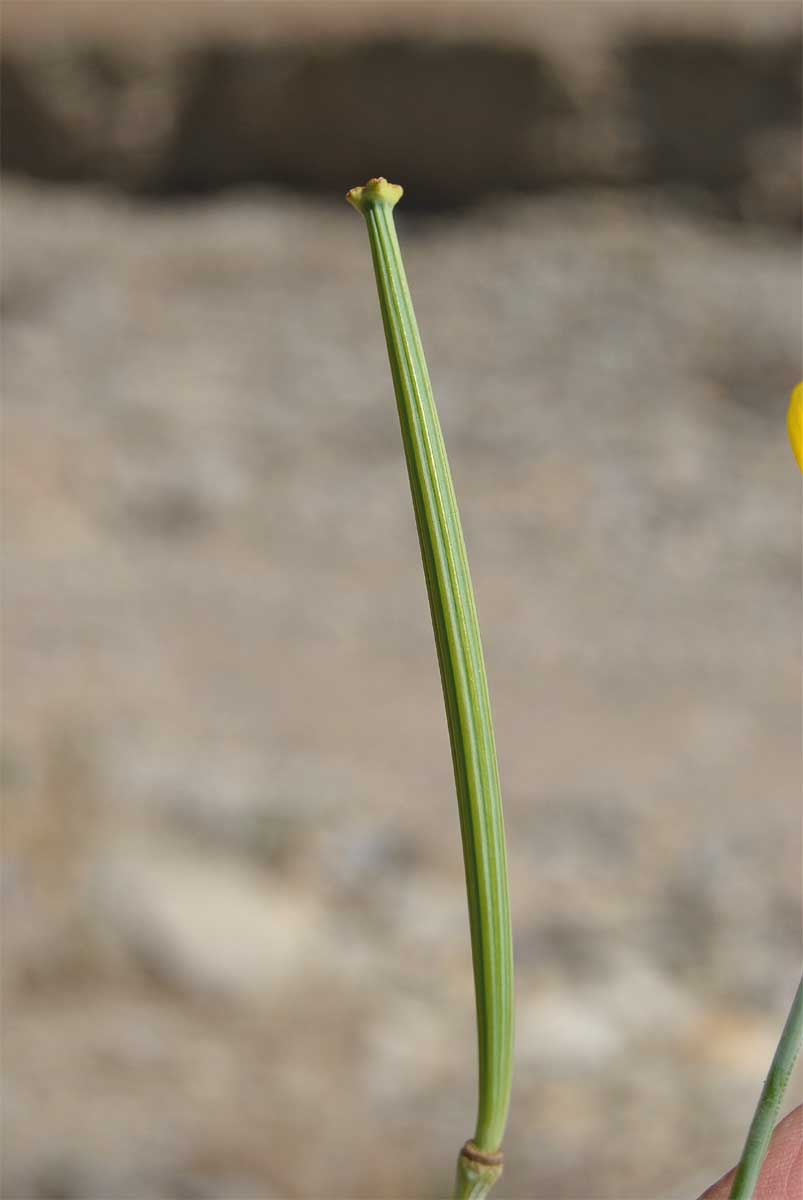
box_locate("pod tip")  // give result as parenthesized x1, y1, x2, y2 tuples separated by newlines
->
(346, 177, 404, 214)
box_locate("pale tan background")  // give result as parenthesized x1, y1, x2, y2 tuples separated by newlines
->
(2, 3, 802, 1198)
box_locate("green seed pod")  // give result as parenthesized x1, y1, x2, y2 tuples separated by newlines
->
(348, 179, 514, 1199)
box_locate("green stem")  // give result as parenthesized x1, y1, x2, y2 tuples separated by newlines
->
(729, 970, 803, 1199)
(347, 178, 514, 1183)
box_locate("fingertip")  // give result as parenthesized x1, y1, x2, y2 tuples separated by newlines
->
(782, 1139, 803, 1200)
(772, 1109, 802, 1200)
(696, 1105, 803, 1200)
(749, 1104, 803, 1200)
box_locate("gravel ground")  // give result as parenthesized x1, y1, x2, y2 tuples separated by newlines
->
(2, 179, 801, 1199)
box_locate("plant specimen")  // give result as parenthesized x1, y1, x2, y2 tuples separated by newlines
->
(347, 177, 803, 1200)
(727, 972, 802, 1198)
(725, 383, 803, 1200)
(347, 178, 513, 1199)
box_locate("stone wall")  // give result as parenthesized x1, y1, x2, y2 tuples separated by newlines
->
(3, 0, 800, 222)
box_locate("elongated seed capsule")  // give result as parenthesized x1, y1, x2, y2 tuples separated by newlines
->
(347, 179, 514, 1194)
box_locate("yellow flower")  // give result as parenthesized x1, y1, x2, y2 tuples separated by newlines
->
(788, 383, 803, 473)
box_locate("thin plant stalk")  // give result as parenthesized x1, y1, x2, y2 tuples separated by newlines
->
(347, 178, 513, 1199)
(728, 970, 802, 1198)
(724, 388, 803, 1198)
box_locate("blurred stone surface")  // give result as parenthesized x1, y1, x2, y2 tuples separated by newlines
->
(3, 173, 801, 1198)
(2, 1, 800, 222)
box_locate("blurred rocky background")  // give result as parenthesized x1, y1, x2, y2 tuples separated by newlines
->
(2, 3, 802, 1198)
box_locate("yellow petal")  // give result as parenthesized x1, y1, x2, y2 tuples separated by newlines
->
(788, 383, 803, 473)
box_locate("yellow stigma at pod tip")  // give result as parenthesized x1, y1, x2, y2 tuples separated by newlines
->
(346, 177, 404, 214)
(788, 383, 803, 473)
